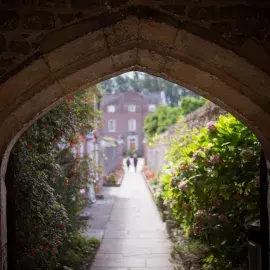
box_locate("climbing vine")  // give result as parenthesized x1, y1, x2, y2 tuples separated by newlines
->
(12, 87, 101, 269)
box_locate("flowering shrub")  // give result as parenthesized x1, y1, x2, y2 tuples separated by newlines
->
(12, 87, 101, 268)
(143, 167, 155, 181)
(104, 167, 124, 186)
(159, 114, 260, 269)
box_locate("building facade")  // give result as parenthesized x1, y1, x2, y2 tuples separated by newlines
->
(99, 91, 163, 156)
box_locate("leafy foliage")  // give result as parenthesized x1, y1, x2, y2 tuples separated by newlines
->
(180, 96, 207, 115)
(58, 233, 99, 269)
(156, 115, 260, 269)
(143, 97, 206, 138)
(143, 106, 181, 137)
(13, 87, 101, 269)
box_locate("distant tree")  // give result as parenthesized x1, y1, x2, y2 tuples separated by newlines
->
(180, 96, 207, 115)
(143, 106, 181, 138)
(143, 97, 207, 138)
(98, 72, 198, 106)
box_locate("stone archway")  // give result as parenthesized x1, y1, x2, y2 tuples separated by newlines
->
(1, 3, 270, 269)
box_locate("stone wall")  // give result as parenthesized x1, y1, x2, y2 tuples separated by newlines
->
(184, 102, 226, 130)
(0, 1, 269, 82)
(145, 103, 226, 173)
(1, 2, 270, 268)
(101, 145, 122, 176)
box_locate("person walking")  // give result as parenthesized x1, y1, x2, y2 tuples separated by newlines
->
(133, 155, 138, 173)
(126, 157, 131, 171)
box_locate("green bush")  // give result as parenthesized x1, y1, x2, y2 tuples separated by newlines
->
(59, 232, 100, 269)
(160, 114, 260, 269)
(180, 96, 207, 115)
(171, 240, 207, 270)
(143, 97, 206, 139)
(105, 174, 117, 185)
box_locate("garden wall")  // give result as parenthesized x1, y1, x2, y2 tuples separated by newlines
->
(145, 103, 226, 173)
(102, 146, 123, 176)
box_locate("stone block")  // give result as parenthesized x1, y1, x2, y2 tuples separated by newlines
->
(161, 5, 186, 16)
(71, 0, 97, 9)
(0, 57, 15, 68)
(137, 49, 166, 72)
(59, 57, 115, 93)
(0, 115, 21, 155)
(9, 41, 31, 55)
(53, 48, 110, 82)
(23, 11, 55, 30)
(139, 19, 177, 46)
(137, 39, 171, 58)
(220, 5, 261, 20)
(58, 13, 76, 24)
(109, 38, 137, 55)
(99, 10, 130, 29)
(0, 34, 6, 53)
(40, 17, 101, 53)
(187, 6, 220, 21)
(0, 10, 19, 30)
(109, 0, 129, 8)
(210, 22, 232, 35)
(111, 49, 137, 71)
(44, 30, 106, 71)
(12, 82, 65, 125)
(0, 59, 51, 110)
(38, 0, 66, 8)
(173, 29, 270, 103)
(240, 39, 270, 74)
(2, 0, 23, 6)
(104, 16, 139, 46)
(0, 68, 6, 78)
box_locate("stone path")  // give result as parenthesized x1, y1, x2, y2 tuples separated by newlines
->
(90, 160, 173, 270)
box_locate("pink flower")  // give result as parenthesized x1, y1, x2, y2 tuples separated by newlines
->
(202, 147, 210, 154)
(213, 199, 221, 208)
(59, 223, 66, 231)
(219, 215, 228, 223)
(55, 237, 61, 245)
(193, 151, 200, 161)
(206, 121, 216, 132)
(199, 209, 207, 215)
(178, 180, 188, 191)
(195, 209, 207, 217)
(255, 176, 260, 188)
(170, 177, 178, 188)
(179, 162, 187, 170)
(242, 149, 253, 160)
(210, 155, 221, 165)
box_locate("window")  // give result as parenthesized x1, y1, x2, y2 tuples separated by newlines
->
(107, 105, 115, 113)
(148, 104, 156, 112)
(128, 119, 136, 131)
(108, 119, 116, 132)
(128, 104, 136, 112)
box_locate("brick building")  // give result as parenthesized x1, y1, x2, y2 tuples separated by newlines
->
(99, 91, 164, 156)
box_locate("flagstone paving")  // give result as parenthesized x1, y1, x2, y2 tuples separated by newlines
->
(90, 160, 173, 269)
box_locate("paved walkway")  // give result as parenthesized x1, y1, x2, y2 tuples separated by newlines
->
(90, 160, 173, 270)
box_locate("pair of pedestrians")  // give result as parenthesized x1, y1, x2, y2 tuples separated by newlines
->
(126, 156, 138, 172)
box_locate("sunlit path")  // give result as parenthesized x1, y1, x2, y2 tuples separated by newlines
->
(91, 159, 173, 269)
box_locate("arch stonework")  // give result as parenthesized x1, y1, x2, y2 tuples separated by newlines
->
(0, 3, 270, 268)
